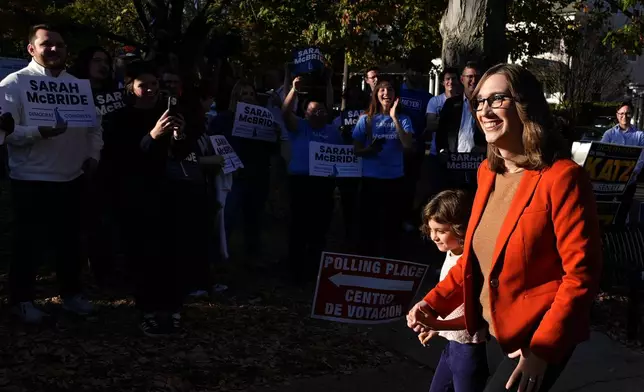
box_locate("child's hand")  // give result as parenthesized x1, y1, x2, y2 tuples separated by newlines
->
(418, 330, 439, 346)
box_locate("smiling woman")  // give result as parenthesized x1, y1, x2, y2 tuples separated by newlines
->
(408, 64, 602, 392)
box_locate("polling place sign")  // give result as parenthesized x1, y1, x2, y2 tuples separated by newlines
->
(232, 102, 278, 142)
(309, 142, 362, 177)
(572, 141, 643, 195)
(292, 47, 325, 74)
(446, 152, 485, 171)
(209, 135, 244, 174)
(17, 75, 97, 127)
(311, 252, 428, 324)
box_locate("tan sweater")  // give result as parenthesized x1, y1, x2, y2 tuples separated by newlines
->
(472, 171, 524, 337)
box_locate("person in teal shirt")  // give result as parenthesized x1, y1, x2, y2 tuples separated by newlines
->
(353, 79, 414, 259)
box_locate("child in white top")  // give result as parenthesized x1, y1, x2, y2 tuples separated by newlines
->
(419, 189, 488, 392)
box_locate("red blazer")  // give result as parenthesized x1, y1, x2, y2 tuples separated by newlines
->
(423, 158, 602, 363)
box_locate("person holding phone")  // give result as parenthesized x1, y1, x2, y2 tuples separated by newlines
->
(352, 79, 414, 259)
(106, 61, 190, 337)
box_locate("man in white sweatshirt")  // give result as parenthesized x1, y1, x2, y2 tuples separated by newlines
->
(0, 24, 103, 323)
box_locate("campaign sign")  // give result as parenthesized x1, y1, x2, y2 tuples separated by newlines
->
(340, 110, 365, 129)
(572, 141, 643, 195)
(94, 89, 125, 116)
(292, 47, 325, 75)
(209, 135, 244, 174)
(309, 142, 362, 178)
(596, 201, 621, 226)
(17, 75, 97, 127)
(0, 57, 28, 81)
(446, 152, 485, 171)
(232, 102, 278, 142)
(311, 252, 428, 324)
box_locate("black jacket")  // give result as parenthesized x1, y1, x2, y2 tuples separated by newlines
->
(435, 94, 486, 153)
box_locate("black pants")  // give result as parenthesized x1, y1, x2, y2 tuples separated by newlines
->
(484, 342, 574, 392)
(171, 181, 213, 293)
(337, 177, 360, 243)
(10, 177, 84, 303)
(224, 169, 270, 254)
(358, 177, 405, 259)
(287, 175, 335, 276)
(403, 149, 424, 222)
(84, 169, 118, 284)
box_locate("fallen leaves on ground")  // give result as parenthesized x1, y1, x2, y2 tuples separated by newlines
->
(0, 276, 399, 391)
(591, 291, 644, 352)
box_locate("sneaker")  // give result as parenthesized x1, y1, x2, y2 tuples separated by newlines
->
(139, 313, 168, 337)
(62, 294, 94, 315)
(188, 290, 210, 299)
(12, 301, 48, 324)
(170, 312, 182, 334)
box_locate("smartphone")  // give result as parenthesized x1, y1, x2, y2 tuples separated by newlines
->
(167, 96, 179, 116)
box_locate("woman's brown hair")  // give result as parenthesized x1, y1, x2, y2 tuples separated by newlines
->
(365, 80, 399, 121)
(471, 63, 571, 174)
(420, 189, 472, 241)
(228, 80, 256, 112)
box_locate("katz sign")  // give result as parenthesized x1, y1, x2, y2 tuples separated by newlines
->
(311, 252, 428, 324)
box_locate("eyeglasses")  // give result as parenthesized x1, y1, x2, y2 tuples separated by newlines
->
(474, 94, 514, 111)
(617, 112, 632, 117)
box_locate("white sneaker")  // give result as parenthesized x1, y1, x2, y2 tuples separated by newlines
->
(62, 295, 94, 315)
(189, 290, 210, 298)
(12, 301, 48, 324)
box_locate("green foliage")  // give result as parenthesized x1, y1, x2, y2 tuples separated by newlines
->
(578, 0, 644, 55)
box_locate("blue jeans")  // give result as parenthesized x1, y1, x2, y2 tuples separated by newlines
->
(429, 341, 489, 392)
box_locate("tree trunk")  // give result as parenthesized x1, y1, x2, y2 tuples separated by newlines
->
(440, 0, 508, 70)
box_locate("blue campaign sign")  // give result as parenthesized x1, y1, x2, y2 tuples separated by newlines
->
(292, 47, 325, 75)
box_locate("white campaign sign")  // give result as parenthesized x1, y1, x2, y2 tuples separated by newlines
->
(210, 135, 244, 174)
(231, 102, 278, 142)
(309, 141, 362, 178)
(17, 75, 97, 127)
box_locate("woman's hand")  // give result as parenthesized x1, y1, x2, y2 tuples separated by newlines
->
(406, 300, 436, 333)
(150, 110, 184, 140)
(418, 330, 439, 346)
(506, 348, 548, 392)
(390, 98, 400, 119)
(292, 76, 302, 92)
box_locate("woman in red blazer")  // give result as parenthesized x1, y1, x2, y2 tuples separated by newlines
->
(407, 64, 602, 392)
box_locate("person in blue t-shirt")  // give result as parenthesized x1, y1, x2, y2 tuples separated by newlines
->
(352, 79, 414, 259)
(282, 76, 342, 281)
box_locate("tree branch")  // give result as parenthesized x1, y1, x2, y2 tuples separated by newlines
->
(132, 0, 152, 38)
(602, 0, 635, 19)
